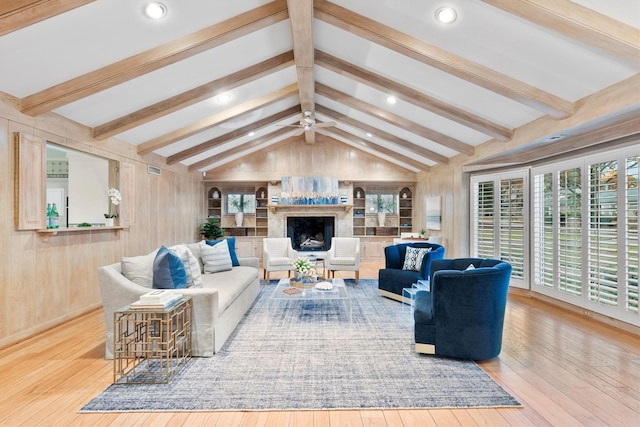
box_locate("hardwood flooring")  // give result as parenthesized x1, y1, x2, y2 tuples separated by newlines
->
(1, 264, 639, 426)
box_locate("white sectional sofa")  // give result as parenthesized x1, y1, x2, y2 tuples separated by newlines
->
(98, 240, 260, 359)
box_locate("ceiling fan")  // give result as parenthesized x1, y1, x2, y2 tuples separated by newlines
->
(279, 111, 337, 136)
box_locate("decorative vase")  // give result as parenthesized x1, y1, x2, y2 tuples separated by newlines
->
(105, 217, 114, 227)
(235, 212, 244, 227)
(378, 212, 386, 227)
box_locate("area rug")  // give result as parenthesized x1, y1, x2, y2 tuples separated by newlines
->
(80, 279, 520, 412)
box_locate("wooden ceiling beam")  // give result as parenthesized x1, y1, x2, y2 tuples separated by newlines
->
(93, 51, 295, 140)
(166, 105, 300, 165)
(481, 0, 640, 66)
(314, 0, 574, 119)
(316, 128, 427, 171)
(316, 83, 474, 156)
(315, 50, 513, 142)
(0, 0, 95, 37)
(316, 105, 449, 164)
(20, 0, 289, 116)
(137, 83, 298, 155)
(188, 127, 296, 171)
(287, 0, 315, 143)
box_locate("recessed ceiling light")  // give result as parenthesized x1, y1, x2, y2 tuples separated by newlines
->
(216, 93, 232, 104)
(144, 2, 167, 20)
(386, 96, 397, 104)
(248, 131, 255, 137)
(366, 132, 373, 138)
(435, 7, 457, 24)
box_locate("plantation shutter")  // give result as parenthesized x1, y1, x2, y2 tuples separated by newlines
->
(533, 172, 554, 288)
(471, 172, 528, 288)
(472, 180, 495, 258)
(588, 161, 618, 306)
(625, 156, 639, 313)
(558, 167, 582, 296)
(500, 178, 525, 280)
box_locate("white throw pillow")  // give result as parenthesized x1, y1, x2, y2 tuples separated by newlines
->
(402, 246, 432, 272)
(200, 240, 233, 273)
(170, 244, 203, 288)
(121, 249, 158, 288)
(466, 263, 476, 270)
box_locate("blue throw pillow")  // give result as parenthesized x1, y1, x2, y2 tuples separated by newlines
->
(153, 246, 187, 289)
(206, 237, 239, 266)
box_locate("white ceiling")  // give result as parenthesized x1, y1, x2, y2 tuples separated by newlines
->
(0, 0, 638, 173)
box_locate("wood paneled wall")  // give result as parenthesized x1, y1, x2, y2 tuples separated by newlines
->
(0, 95, 202, 349)
(206, 137, 417, 182)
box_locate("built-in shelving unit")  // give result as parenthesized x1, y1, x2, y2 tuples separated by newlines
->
(207, 187, 222, 220)
(353, 186, 366, 236)
(399, 187, 413, 233)
(351, 183, 414, 237)
(255, 186, 268, 237)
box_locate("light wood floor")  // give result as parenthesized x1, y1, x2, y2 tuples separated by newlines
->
(1, 264, 639, 427)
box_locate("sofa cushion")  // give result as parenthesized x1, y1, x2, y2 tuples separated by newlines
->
(184, 241, 205, 273)
(206, 237, 239, 266)
(121, 250, 158, 288)
(201, 240, 233, 273)
(200, 266, 259, 313)
(153, 246, 187, 289)
(403, 246, 432, 271)
(170, 244, 203, 288)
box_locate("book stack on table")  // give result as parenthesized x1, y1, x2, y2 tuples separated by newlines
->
(129, 290, 183, 310)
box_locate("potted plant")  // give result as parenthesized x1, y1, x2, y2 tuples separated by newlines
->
(419, 229, 427, 239)
(104, 187, 121, 226)
(201, 218, 223, 240)
(229, 195, 248, 227)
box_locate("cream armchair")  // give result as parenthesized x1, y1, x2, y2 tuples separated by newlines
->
(326, 237, 361, 284)
(262, 237, 298, 281)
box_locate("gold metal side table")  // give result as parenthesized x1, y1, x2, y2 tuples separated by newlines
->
(113, 297, 192, 384)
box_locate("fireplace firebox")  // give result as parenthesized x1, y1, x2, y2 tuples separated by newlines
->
(286, 216, 334, 251)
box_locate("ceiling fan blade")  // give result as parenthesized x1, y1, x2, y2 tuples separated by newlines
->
(276, 124, 303, 128)
(315, 121, 337, 128)
(294, 128, 305, 136)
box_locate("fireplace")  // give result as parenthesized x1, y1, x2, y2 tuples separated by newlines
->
(287, 216, 334, 251)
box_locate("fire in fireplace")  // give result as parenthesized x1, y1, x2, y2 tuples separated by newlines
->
(286, 216, 334, 251)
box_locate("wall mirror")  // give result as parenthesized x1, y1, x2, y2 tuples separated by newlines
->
(46, 143, 118, 227)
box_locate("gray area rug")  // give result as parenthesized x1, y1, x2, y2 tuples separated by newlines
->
(81, 279, 520, 412)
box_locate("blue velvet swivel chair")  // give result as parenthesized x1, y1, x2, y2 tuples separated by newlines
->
(378, 242, 445, 301)
(414, 258, 512, 360)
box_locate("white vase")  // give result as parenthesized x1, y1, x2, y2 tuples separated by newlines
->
(105, 218, 114, 227)
(377, 213, 386, 227)
(235, 212, 244, 227)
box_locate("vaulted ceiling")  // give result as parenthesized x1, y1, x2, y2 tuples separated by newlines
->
(0, 0, 638, 174)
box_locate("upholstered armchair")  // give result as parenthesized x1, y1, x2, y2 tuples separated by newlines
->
(414, 258, 512, 360)
(326, 237, 361, 284)
(262, 238, 298, 281)
(378, 242, 445, 301)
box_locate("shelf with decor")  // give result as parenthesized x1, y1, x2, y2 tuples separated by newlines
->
(255, 186, 269, 237)
(207, 187, 222, 220)
(399, 187, 413, 232)
(352, 186, 366, 236)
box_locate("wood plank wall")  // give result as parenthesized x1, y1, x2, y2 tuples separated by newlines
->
(0, 95, 203, 349)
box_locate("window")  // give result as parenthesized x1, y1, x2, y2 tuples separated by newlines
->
(365, 193, 397, 214)
(226, 193, 255, 214)
(471, 171, 528, 288)
(531, 147, 639, 324)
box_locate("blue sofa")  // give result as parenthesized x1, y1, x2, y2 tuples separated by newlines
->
(377, 242, 445, 302)
(414, 258, 512, 360)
